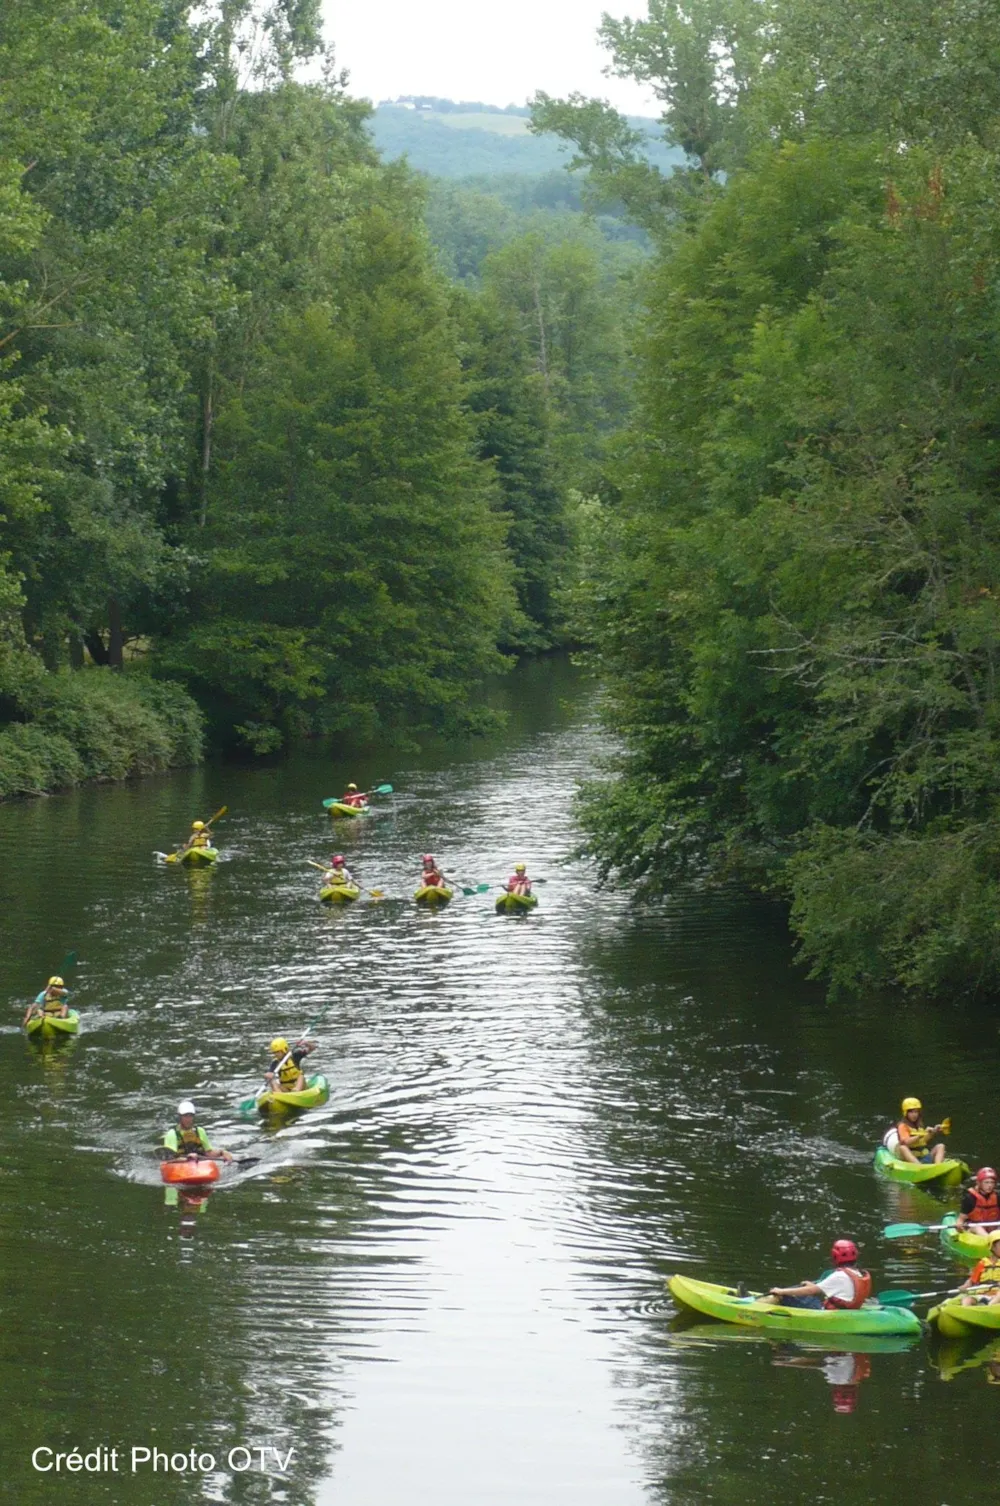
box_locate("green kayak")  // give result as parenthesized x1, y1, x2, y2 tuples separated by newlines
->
(257, 1073, 330, 1115)
(928, 1295, 1000, 1339)
(166, 846, 218, 866)
(320, 883, 360, 904)
(939, 1211, 997, 1265)
(26, 1009, 80, 1039)
(327, 801, 370, 819)
(496, 891, 538, 914)
(874, 1145, 968, 1186)
(668, 1275, 922, 1337)
(415, 884, 453, 904)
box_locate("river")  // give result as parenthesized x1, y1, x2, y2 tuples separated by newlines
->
(1, 655, 997, 1506)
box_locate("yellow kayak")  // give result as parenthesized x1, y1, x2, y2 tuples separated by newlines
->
(257, 1074, 330, 1114)
(166, 846, 219, 866)
(929, 1295, 1000, 1339)
(26, 1010, 80, 1039)
(320, 883, 360, 904)
(414, 885, 453, 904)
(496, 891, 538, 914)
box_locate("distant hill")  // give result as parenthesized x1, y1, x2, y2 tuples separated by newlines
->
(369, 98, 683, 180)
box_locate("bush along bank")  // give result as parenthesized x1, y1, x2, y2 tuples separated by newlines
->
(0, 671, 204, 800)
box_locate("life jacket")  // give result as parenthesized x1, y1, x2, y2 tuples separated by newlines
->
(508, 875, 530, 892)
(326, 867, 352, 885)
(897, 1120, 932, 1151)
(273, 1054, 302, 1089)
(971, 1256, 1000, 1286)
(167, 1123, 210, 1155)
(422, 869, 444, 888)
(41, 990, 67, 1015)
(342, 793, 367, 808)
(967, 1186, 1000, 1224)
(823, 1267, 872, 1311)
(191, 831, 210, 847)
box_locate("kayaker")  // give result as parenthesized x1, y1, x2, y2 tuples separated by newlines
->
(180, 819, 211, 853)
(161, 1101, 233, 1164)
(341, 783, 368, 809)
(322, 854, 355, 887)
(886, 1096, 948, 1166)
(265, 1036, 317, 1095)
(22, 975, 71, 1028)
(767, 1240, 872, 1310)
(504, 863, 532, 897)
(956, 1167, 1000, 1231)
(420, 855, 447, 890)
(959, 1231, 1000, 1306)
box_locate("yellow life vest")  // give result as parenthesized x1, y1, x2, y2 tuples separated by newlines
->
(276, 1055, 302, 1089)
(974, 1256, 1000, 1286)
(898, 1121, 932, 1151)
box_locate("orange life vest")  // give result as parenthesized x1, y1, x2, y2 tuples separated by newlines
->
(824, 1268, 872, 1311)
(970, 1256, 1000, 1286)
(967, 1186, 1000, 1223)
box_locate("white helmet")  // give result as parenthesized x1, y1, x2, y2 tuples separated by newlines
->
(177, 1100, 196, 1117)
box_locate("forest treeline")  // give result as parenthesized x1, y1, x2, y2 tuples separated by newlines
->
(0, 0, 635, 793)
(537, 0, 1000, 997)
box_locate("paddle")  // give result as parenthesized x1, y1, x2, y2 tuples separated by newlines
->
(322, 784, 393, 809)
(237, 1001, 338, 1115)
(877, 1282, 996, 1308)
(459, 884, 491, 896)
(306, 860, 383, 898)
(884, 1217, 1000, 1240)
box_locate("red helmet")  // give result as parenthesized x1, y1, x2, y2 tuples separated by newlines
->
(422, 855, 434, 865)
(331, 855, 345, 867)
(977, 1167, 998, 1183)
(830, 1386, 858, 1415)
(831, 1239, 858, 1266)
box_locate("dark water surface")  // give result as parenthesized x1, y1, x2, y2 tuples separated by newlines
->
(2, 657, 997, 1506)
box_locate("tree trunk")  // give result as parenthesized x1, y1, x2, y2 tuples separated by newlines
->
(108, 596, 123, 669)
(84, 632, 109, 666)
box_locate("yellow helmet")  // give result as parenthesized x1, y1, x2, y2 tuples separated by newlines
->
(48, 976, 64, 988)
(270, 1037, 289, 1055)
(192, 820, 206, 831)
(347, 783, 358, 792)
(515, 863, 526, 872)
(901, 1097, 922, 1114)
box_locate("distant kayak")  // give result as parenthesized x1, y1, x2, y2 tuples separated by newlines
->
(496, 892, 538, 914)
(928, 1295, 1000, 1339)
(166, 846, 219, 866)
(326, 802, 370, 819)
(939, 1212, 998, 1264)
(26, 1010, 80, 1039)
(668, 1274, 921, 1336)
(874, 1146, 968, 1186)
(320, 883, 360, 904)
(160, 1159, 220, 1186)
(256, 1073, 330, 1114)
(414, 885, 453, 904)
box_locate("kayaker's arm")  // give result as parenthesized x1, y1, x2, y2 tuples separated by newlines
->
(769, 1281, 824, 1300)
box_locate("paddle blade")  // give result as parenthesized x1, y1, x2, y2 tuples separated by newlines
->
(373, 783, 393, 795)
(884, 1222, 933, 1240)
(941, 1116, 952, 1135)
(59, 951, 78, 976)
(237, 1096, 259, 1117)
(875, 1289, 922, 1307)
(206, 805, 228, 827)
(321, 798, 338, 809)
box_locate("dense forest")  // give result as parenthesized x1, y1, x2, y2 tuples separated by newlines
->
(536, 0, 1000, 998)
(0, 2, 635, 793)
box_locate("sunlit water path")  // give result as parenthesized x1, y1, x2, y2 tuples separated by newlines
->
(2, 658, 998, 1506)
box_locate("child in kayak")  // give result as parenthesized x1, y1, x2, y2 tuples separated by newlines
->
(265, 1037, 317, 1095)
(323, 854, 355, 887)
(767, 1240, 871, 1310)
(161, 1101, 233, 1163)
(179, 819, 211, 853)
(503, 863, 532, 897)
(420, 855, 447, 891)
(885, 1096, 948, 1165)
(956, 1167, 1000, 1231)
(23, 975, 71, 1028)
(341, 784, 368, 809)
(958, 1231, 1000, 1306)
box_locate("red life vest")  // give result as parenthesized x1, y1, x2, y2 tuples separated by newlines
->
(343, 793, 367, 808)
(422, 868, 444, 888)
(967, 1186, 1000, 1223)
(823, 1268, 872, 1311)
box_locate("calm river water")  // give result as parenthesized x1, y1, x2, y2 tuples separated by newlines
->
(2, 657, 998, 1506)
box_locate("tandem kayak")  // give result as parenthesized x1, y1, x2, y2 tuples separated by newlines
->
(928, 1295, 1000, 1339)
(160, 1159, 220, 1187)
(415, 885, 453, 904)
(25, 1010, 80, 1039)
(496, 892, 538, 914)
(256, 1073, 330, 1115)
(166, 846, 219, 866)
(320, 883, 360, 904)
(326, 802, 370, 819)
(667, 1275, 922, 1337)
(939, 1212, 999, 1264)
(873, 1145, 969, 1185)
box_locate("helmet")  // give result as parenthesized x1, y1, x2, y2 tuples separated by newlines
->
(990, 1231, 1000, 1248)
(270, 1037, 289, 1055)
(347, 783, 358, 792)
(331, 855, 345, 867)
(515, 863, 526, 872)
(192, 820, 206, 831)
(977, 1167, 998, 1184)
(48, 976, 64, 988)
(831, 1239, 859, 1266)
(901, 1097, 922, 1114)
(177, 1100, 196, 1117)
(423, 855, 435, 865)
(830, 1386, 858, 1414)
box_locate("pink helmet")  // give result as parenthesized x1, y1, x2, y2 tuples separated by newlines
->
(831, 1239, 858, 1266)
(978, 1166, 998, 1183)
(331, 855, 345, 867)
(422, 854, 435, 866)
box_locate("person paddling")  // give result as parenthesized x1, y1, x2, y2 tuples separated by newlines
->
(503, 863, 532, 897)
(959, 1231, 1000, 1306)
(265, 1037, 317, 1095)
(957, 1167, 1000, 1232)
(161, 1101, 233, 1164)
(323, 854, 355, 888)
(884, 1096, 948, 1166)
(341, 783, 368, 809)
(420, 854, 447, 891)
(23, 975, 71, 1028)
(180, 819, 211, 854)
(767, 1240, 872, 1311)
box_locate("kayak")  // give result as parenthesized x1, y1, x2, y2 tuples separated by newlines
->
(257, 1073, 330, 1115)
(873, 1145, 969, 1186)
(25, 1009, 80, 1039)
(166, 846, 219, 866)
(496, 892, 538, 914)
(160, 1159, 220, 1187)
(928, 1294, 1000, 1339)
(668, 1274, 922, 1336)
(320, 883, 360, 904)
(668, 1321, 917, 1356)
(940, 1211, 997, 1264)
(327, 802, 370, 819)
(415, 885, 453, 904)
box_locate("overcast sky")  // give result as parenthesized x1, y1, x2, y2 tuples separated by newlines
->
(321, 0, 660, 116)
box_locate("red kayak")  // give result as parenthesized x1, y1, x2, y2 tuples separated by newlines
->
(160, 1159, 221, 1186)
